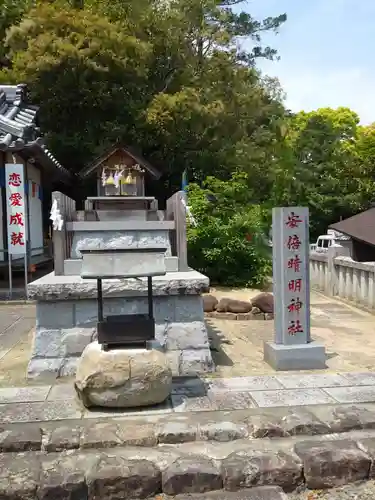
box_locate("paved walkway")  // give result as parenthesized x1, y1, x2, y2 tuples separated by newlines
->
(1, 371, 375, 423)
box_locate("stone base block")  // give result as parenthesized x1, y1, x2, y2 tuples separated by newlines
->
(263, 341, 326, 371)
(27, 270, 214, 380)
(75, 341, 172, 408)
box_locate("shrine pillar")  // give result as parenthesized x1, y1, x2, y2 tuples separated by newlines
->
(264, 207, 326, 370)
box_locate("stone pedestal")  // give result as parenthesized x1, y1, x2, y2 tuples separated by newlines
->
(263, 341, 326, 371)
(75, 341, 172, 408)
(264, 207, 326, 371)
(27, 270, 214, 379)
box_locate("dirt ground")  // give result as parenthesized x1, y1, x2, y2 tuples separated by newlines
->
(1, 288, 375, 387)
(206, 287, 375, 378)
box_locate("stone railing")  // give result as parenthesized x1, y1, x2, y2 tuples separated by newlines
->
(51, 191, 76, 276)
(310, 247, 375, 310)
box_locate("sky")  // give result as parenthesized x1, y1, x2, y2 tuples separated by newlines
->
(236, 0, 375, 124)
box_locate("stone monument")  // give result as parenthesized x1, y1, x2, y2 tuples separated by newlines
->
(27, 145, 214, 379)
(264, 207, 326, 370)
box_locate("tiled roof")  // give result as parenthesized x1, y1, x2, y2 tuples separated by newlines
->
(0, 84, 71, 180)
(0, 84, 38, 148)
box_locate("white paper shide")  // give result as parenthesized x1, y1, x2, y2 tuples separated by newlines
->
(50, 199, 64, 231)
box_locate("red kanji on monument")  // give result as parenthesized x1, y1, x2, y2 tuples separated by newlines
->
(9, 192, 22, 207)
(287, 297, 303, 313)
(287, 319, 304, 336)
(8, 172, 21, 187)
(287, 255, 302, 272)
(287, 234, 302, 251)
(9, 212, 23, 226)
(288, 279, 302, 292)
(285, 211, 302, 229)
(10, 231, 24, 246)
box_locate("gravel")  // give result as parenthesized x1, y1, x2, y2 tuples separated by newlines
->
(288, 481, 375, 499)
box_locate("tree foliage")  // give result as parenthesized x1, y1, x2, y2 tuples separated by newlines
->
(187, 173, 272, 287)
(3, 0, 375, 285)
(0, 0, 287, 193)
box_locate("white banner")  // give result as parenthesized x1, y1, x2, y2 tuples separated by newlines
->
(5, 164, 27, 255)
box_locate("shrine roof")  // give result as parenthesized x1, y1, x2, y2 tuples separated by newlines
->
(79, 143, 162, 180)
(0, 84, 72, 183)
(329, 207, 375, 246)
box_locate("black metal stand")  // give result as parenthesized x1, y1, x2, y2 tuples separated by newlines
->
(97, 278, 103, 321)
(96, 275, 155, 349)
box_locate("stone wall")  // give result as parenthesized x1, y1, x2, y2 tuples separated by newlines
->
(310, 247, 375, 310)
(27, 270, 214, 379)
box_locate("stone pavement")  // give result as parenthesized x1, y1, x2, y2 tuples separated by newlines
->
(0, 303, 35, 361)
(3, 371, 375, 424)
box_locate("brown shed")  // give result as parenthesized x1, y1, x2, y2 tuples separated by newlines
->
(329, 207, 375, 262)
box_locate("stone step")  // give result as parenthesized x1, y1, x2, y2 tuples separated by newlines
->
(162, 487, 287, 499)
(3, 402, 375, 453)
(3, 429, 375, 498)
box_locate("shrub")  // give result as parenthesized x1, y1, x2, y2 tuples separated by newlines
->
(186, 174, 272, 287)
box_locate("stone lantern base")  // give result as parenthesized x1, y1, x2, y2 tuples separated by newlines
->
(74, 341, 172, 408)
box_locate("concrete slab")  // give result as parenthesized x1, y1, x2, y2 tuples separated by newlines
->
(0, 400, 82, 423)
(340, 372, 375, 386)
(323, 386, 375, 404)
(275, 373, 349, 389)
(0, 385, 50, 404)
(208, 391, 256, 411)
(249, 388, 336, 408)
(208, 376, 284, 392)
(47, 384, 77, 401)
(172, 394, 218, 413)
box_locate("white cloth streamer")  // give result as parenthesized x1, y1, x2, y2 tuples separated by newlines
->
(49, 199, 64, 231)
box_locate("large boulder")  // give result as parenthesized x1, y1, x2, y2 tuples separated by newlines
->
(75, 341, 172, 408)
(203, 295, 218, 312)
(216, 297, 252, 314)
(251, 292, 274, 314)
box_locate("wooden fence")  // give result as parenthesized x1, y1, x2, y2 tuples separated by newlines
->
(52, 191, 76, 275)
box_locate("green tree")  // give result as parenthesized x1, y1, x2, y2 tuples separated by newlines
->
(1, 2, 151, 167)
(0, 0, 288, 193)
(0, 0, 31, 65)
(187, 173, 272, 286)
(271, 107, 370, 238)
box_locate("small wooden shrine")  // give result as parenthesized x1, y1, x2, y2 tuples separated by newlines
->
(79, 143, 161, 198)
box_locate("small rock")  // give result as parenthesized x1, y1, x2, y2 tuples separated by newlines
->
(0, 424, 42, 452)
(294, 439, 371, 489)
(203, 295, 219, 312)
(171, 486, 287, 499)
(162, 456, 223, 495)
(80, 422, 123, 449)
(86, 455, 161, 499)
(216, 298, 252, 314)
(221, 449, 302, 492)
(0, 453, 41, 500)
(44, 425, 81, 452)
(251, 293, 274, 314)
(156, 421, 198, 444)
(75, 341, 172, 408)
(199, 421, 248, 442)
(39, 453, 91, 500)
